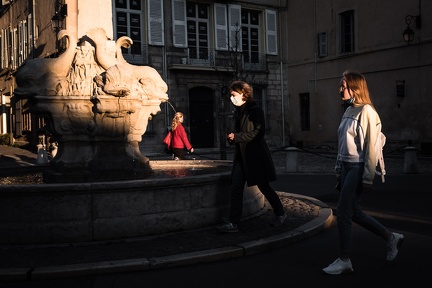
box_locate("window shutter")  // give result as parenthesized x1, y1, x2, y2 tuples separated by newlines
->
(18, 21, 25, 65)
(265, 9, 277, 55)
(172, 0, 187, 48)
(228, 4, 241, 52)
(214, 3, 228, 51)
(148, 0, 164, 46)
(0, 30, 4, 68)
(11, 28, 17, 70)
(27, 13, 33, 58)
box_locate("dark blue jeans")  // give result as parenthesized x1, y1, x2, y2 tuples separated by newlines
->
(228, 160, 285, 224)
(337, 161, 388, 257)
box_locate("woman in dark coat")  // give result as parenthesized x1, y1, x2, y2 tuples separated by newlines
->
(217, 81, 287, 233)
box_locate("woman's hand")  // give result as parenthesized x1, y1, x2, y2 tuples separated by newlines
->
(227, 133, 234, 141)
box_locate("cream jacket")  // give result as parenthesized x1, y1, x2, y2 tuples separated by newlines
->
(335, 104, 382, 184)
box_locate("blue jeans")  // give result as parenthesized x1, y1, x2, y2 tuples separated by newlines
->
(228, 160, 285, 224)
(336, 161, 388, 257)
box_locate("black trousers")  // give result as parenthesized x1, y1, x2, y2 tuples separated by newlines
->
(172, 148, 185, 160)
(228, 160, 285, 224)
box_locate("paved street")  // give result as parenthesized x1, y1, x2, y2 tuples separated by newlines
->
(1, 145, 432, 287)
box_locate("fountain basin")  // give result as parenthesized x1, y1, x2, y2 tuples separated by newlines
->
(0, 160, 265, 245)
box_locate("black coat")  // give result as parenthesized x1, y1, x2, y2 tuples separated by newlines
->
(230, 100, 276, 186)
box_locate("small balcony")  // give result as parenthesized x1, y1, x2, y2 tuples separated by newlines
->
(118, 45, 267, 72)
(174, 48, 267, 72)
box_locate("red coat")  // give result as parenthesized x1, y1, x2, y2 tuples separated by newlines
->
(171, 123, 192, 150)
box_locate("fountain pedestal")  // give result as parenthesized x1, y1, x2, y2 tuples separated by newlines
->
(0, 161, 265, 245)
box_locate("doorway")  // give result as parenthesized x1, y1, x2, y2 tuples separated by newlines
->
(189, 87, 214, 148)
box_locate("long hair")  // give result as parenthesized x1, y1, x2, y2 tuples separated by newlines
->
(229, 80, 253, 101)
(342, 70, 374, 109)
(171, 112, 184, 131)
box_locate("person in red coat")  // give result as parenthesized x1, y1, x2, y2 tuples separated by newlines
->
(171, 112, 194, 160)
(217, 81, 287, 233)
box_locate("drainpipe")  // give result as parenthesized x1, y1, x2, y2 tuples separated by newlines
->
(279, 0, 285, 147)
(162, 14, 169, 130)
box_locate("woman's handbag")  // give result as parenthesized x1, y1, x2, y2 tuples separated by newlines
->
(163, 131, 172, 149)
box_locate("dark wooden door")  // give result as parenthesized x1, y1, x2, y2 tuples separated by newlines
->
(189, 87, 214, 148)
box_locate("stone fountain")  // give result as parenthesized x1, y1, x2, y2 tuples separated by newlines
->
(0, 28, 264, 245)
(14, 28, 170, 183)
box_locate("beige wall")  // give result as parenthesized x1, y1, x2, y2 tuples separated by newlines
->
(286, 0, 432, 152)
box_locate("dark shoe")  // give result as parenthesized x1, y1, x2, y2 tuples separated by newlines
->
(271, 213, 287, 227)
(217, 222, 239, 233)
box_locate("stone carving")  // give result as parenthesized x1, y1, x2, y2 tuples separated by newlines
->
(14, 30, 77, 97)
(15, 28, 168, 182)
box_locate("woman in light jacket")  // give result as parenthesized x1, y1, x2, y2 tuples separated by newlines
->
(323, 70, 404, 275)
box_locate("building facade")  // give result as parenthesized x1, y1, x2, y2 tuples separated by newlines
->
(1, 0, 431, 156)
(285, 0, 432, 154)
(0, 0, 289, 156)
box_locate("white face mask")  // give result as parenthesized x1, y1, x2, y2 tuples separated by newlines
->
(230, 94, 246, 106)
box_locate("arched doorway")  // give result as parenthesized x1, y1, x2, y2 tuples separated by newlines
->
(189, 87, 214, 148)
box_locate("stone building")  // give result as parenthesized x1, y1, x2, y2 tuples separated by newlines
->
(285, 0, 432, 154)
(0, 0, 288, 156)
(1, 0, 431, 155)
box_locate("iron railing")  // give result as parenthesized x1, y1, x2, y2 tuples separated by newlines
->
(119, 44, 267, 72)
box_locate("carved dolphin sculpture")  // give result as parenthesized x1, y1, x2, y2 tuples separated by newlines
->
(14, 30, 78, 98)
(86, 28, 132, 70)
(87, 28, 168, 101)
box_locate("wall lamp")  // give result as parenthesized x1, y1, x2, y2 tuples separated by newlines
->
(51, 3, 68, 33)
(403, 15, 421, 44)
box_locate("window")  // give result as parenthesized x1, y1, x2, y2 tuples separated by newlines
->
(241, 10, 260, 65)
(217, 5, 276, 57)
(339, 10, 355, 54)
(317, 32, 327, 57)
(299, 93, 310, 131)
(186, 2, 210, 64)
(114, 0, 144, 60)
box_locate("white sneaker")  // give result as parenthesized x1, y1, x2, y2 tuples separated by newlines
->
(387, 232, 404, 261)
(217, 222, 239, 233)
(323, 258, 353, 275)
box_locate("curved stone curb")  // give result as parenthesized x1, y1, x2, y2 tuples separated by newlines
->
(0, 195, 333, 282)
